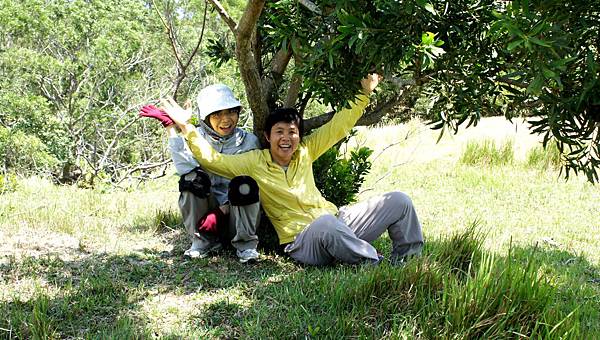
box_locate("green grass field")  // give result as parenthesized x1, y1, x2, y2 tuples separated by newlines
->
(1, 118, 599, 338)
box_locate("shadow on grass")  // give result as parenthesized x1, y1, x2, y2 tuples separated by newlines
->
(0, 243, 293, 338)
(1, 228, 599, 338)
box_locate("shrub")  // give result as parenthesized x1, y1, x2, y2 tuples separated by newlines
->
(0, 172, 18, 194)
(313, 130, 373, 207)
(460, 138, 514, 166)
(0, 127, 59, 175)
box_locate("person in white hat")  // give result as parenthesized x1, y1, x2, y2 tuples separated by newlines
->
(160, 74, 424, 267)
(140, 84, 262, 263)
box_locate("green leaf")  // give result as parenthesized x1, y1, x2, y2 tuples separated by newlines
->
(529, 21, 547, 36)
(348, 35, 358, 48)
(522, 0, 530, 16)
(507, 39, 524, 51)
(416, 0, 437, 15)
(527, 74, 544, 95)
(421, 32, 435, 45)
(542, 67, 556, 79)
(529, 36, 551, 48)
(424, 3, 437, 15)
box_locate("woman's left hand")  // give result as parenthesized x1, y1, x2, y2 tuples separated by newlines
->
(160, 97, 192, 126)
(361, 73, 383, 94)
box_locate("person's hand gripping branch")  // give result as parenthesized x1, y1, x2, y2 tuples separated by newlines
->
(160, 97, 194, 134)
(361, 72, 383, 95)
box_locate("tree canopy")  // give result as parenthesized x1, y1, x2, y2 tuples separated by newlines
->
(1, 0, 598, 184)
(207, 0, 599, 182)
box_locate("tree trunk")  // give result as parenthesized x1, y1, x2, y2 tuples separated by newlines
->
(235, 0, 269, 137)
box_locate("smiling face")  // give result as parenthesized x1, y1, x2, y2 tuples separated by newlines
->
(265, 121, 301, 167)
(207, 107, 240, 136)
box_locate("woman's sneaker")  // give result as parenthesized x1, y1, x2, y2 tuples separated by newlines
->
(184, 243, 222, 259)
(236, 248, 260, 263)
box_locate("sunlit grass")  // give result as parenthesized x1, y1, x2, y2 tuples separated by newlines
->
(1, 118, 599, 338)
(459, 138, 515, 166)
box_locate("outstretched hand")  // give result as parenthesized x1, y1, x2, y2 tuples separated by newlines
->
(160, 97, 192, 127)
(139, 105, 174, 127)
(361, 73, 383, 94)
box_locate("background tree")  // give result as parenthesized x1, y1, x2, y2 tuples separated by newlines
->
(1, 0, 598, 184)
(0, 0, 219, 185)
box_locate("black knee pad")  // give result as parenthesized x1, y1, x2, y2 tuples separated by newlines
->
(228, 176, 259, 206)
(178, 167, 211, 198)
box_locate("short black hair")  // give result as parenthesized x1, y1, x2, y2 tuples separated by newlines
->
(264, 108, 304, 139)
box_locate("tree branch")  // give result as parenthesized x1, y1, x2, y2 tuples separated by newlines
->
(285, 46, 304, 107)
(152, 0, 184, 70)
(116, 159, 172, 185)
(264, 47, 293, 110)
(356, 94, 409, 126)
(304, 88, 416, 132)
(172, 1, 209, 98)
(206, 0, 238, 33)
(284, 73, 303, 108)
(298, 0, 322, 15)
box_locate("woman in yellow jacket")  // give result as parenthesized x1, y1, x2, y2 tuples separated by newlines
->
(162, 74, 424, 265)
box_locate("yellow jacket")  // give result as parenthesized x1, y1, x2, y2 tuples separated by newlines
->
(184, 94, 370, 244)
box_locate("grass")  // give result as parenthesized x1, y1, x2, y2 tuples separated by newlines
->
(459, 138, 515, 166)
(526, 141, 562, 170)
(1, 119, 600, 338)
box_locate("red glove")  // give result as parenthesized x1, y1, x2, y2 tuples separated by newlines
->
(196, 208, 226, 235)
(139, 105, 175, 127)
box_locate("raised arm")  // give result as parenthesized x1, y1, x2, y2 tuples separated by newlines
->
(160, 98, 255, 178)
(304, 73, 382, 160)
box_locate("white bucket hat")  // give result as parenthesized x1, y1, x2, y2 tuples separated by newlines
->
(196, 84, 242, 120)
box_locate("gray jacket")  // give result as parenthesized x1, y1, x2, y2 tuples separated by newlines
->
(169, 121, 261, 205)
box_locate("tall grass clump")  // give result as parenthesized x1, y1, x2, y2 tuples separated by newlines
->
(238, 227, 579, 338)
(526, 141, 562, 169)
(2, 287, 58, 339)
(460, 138, 515, 166)
(430, 221, 485, 276)
(130, 208, 182, 233)
(428, 251, 579, 338)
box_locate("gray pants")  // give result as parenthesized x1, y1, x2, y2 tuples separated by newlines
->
(284, 191, 423, 266)
(179, 192, 260, 252)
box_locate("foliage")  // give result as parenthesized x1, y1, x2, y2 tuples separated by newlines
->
(210, 0, 600, 183)
(0, 127, 59, 175)
(313, 130, 373, 206)
(0, 0, 224, 185)
(0, 172, 18, 194)
(491, 1, 600, 182)
(459, 138, 515, 166)
(1, 0, 599, 185)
